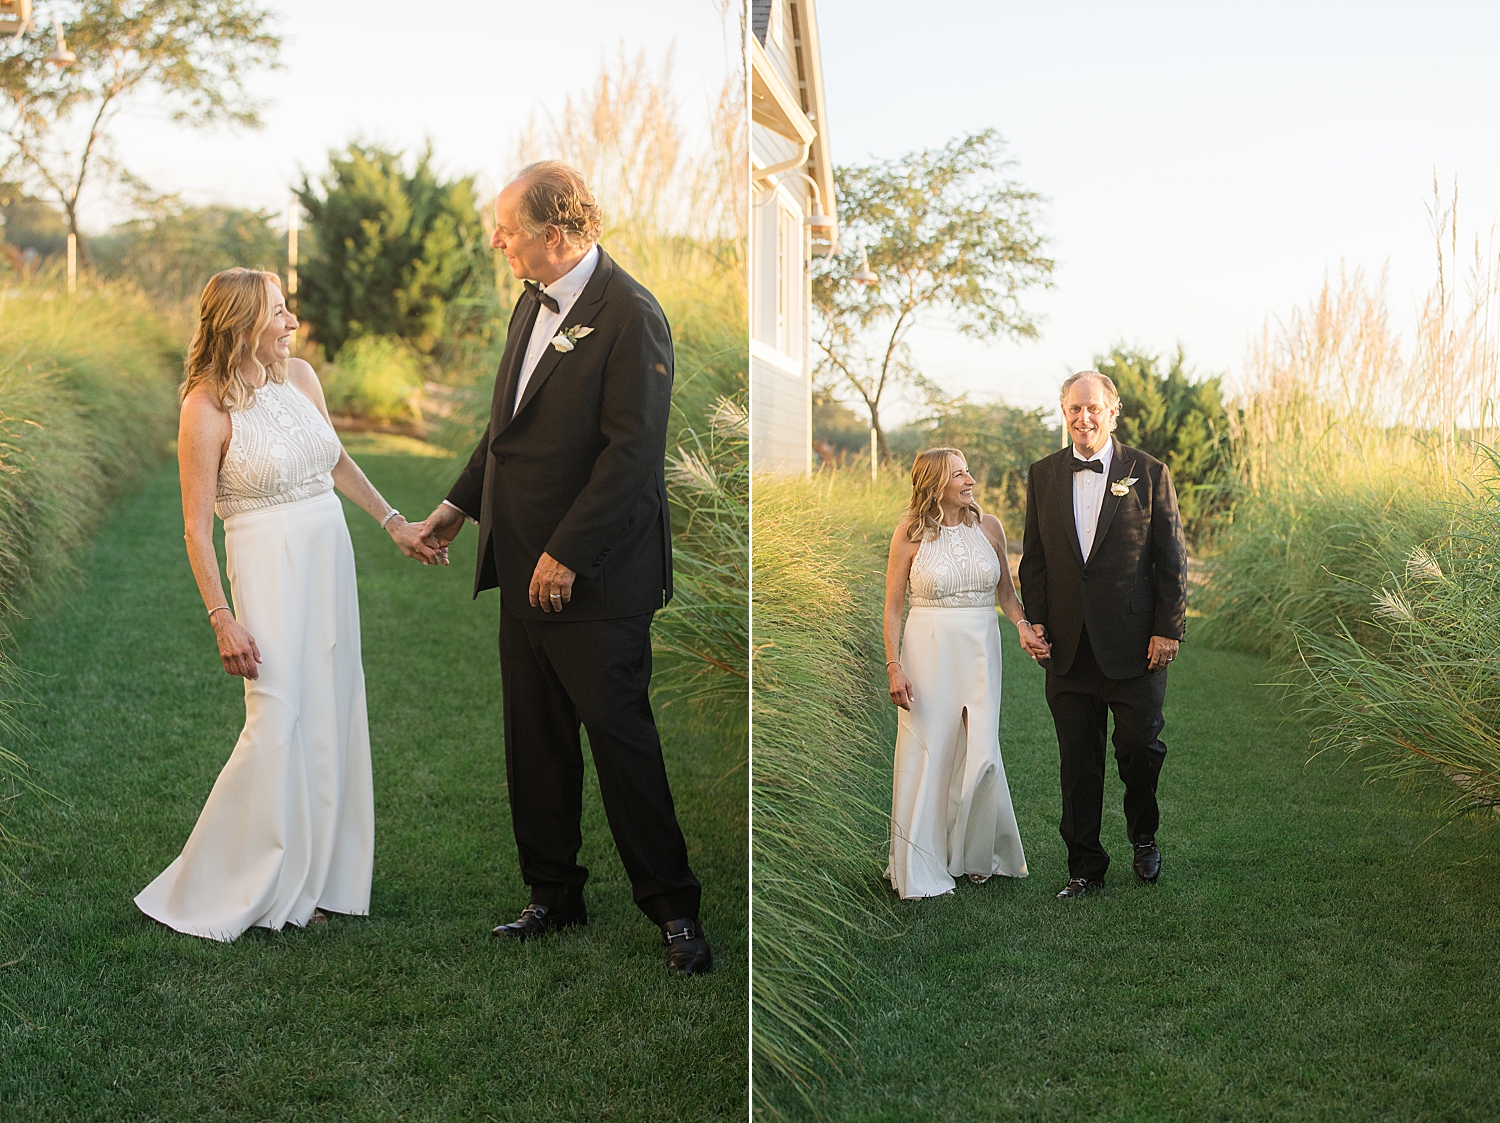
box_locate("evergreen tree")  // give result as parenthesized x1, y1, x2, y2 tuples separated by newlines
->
(1095, 345, 1230, 542)
(294, 143, 486, 359)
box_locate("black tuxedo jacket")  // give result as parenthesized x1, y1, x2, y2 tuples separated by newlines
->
(445, 247, 674, 621)
(1018, 439, 1187, 679)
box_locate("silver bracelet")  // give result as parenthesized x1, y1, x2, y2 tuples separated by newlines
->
(208, 605, 231, 619)
(380, 508, 401, 530)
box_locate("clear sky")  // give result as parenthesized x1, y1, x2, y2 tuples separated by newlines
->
(815, 0, 1500, 416)
(90, 1, 736, 229)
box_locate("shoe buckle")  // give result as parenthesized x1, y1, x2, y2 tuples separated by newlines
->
(665, 926, 696, 943)
(520, 905, 546, 920)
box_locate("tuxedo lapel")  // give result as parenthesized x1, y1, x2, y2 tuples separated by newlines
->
(1090, 438, 1134, 561)
(495, 295, 542, 434)
(1054, 451, 1086, 567)
(509, 248, 616, 423)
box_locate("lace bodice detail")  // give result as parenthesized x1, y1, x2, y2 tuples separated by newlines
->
(908, 522, 1001, 608)
(216, 379, 342, 519)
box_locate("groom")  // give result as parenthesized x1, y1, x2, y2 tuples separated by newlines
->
(419, 161, 709, 974)
(1018, 371, 1188, 899)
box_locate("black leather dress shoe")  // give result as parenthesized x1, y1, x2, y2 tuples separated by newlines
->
(1133, 841, 1161, 883)
(662, 918, 712, 975)
(1055, 877, 1102, 899)
(490, 901, 587, 941)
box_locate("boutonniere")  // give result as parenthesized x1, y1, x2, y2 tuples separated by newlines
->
(550, 324, 594, 352)
(1110, 476, 1138, 497)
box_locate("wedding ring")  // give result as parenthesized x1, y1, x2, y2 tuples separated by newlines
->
(550, 593, 562, 601)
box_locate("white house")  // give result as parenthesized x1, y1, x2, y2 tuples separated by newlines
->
(749, 0, 836, 475)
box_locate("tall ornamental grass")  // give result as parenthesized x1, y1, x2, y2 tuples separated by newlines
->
(1294, 462, 1500, 815)
(1199, 207, 1499, 659)
(1201, 191, 1500, 817)
(652, 392, 748, 738)
(0, 272, 181, 859)
(751, 470, 906, 1108)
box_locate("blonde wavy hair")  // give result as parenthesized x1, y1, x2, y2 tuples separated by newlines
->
(515, 160, 603, 249)
(904, 447, 981, 542)
(180, 268, 286, 412)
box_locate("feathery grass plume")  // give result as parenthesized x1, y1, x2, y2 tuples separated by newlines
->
(1199, 182, 1499, 658)
(652, 392, 748, 733)
(751, 470, 907, 1112)
(1295, 451, 1500, 814)
(0, 265, 181, 865)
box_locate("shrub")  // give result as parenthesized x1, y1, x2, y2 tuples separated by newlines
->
(294, 143, 487, 359)
(321, 335, 425, 424)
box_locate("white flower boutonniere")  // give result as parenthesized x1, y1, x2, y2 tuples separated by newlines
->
(550, 324, 594, 353)
(1110, 476, 1138, 497)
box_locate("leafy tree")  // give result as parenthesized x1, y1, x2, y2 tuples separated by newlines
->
(811, 129, 1053, 461)
(1095, 345, 1231, 541)
(294, 142, 487, 360)
(0, 1, 281, 263)
(90, 194, 280, 300)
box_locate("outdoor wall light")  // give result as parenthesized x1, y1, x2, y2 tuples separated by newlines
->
(852, 244, 878, 285)
(44, 25, 74, 67)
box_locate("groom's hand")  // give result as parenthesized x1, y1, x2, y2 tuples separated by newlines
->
(418, 502, 466, 565)
(530, 552, 576, 612)
(1147, 635, 1179, 672)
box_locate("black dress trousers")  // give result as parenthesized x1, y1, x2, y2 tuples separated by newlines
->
(1045, 626, 1168, 881)
(498, 602, 701, 926)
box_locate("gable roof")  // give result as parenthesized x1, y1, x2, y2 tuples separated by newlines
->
(752, 0, 771, 44)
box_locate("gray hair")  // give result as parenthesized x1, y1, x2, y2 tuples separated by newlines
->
(513, 160, 602, 249)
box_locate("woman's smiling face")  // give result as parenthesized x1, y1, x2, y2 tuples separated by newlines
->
(253, 279, 298, 368)
(941, 454, 975, 511)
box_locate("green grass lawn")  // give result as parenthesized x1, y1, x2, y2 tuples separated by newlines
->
(762, 634, 1500, 1122)
(0, 440, 747, 1121)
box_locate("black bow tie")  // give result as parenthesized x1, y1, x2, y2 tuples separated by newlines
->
(524, 280, 559, 313)
(1070, 457, 1104, 473)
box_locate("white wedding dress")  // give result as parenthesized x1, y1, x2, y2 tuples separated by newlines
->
(136, 378, 374, 940)
(886, 521, 1027, 899)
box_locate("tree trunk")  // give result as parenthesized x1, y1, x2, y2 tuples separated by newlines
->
(866, 403, 891, 466)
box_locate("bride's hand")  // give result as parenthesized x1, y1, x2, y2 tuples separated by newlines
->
(387, 516, 447, 566)
(888, 665, 915, 710)
(212, 614, 262, 680)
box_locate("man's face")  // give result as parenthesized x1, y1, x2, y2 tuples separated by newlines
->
(490, 183, 552, 280)
(1062, 377, 1118, 457)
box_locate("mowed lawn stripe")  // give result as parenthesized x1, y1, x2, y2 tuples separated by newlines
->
(766, 637, 1500, 1122)
(0, 446, 747, 1122)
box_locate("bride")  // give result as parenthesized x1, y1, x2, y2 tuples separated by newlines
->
(135, 268, 442, 941)
(883, 447, 1049, 899)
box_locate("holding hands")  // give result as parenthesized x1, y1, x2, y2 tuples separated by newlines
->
(386, 512, 448, 566)
(1017, 620, 1051, 662)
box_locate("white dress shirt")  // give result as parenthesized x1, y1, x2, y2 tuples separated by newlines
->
(513, 244, 600, 417)
(1072, 439, 1114, 561)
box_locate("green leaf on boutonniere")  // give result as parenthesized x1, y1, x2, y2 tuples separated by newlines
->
(550, 324, 595, 353)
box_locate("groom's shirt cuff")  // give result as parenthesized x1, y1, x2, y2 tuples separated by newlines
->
(441, 499, 479, 526)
